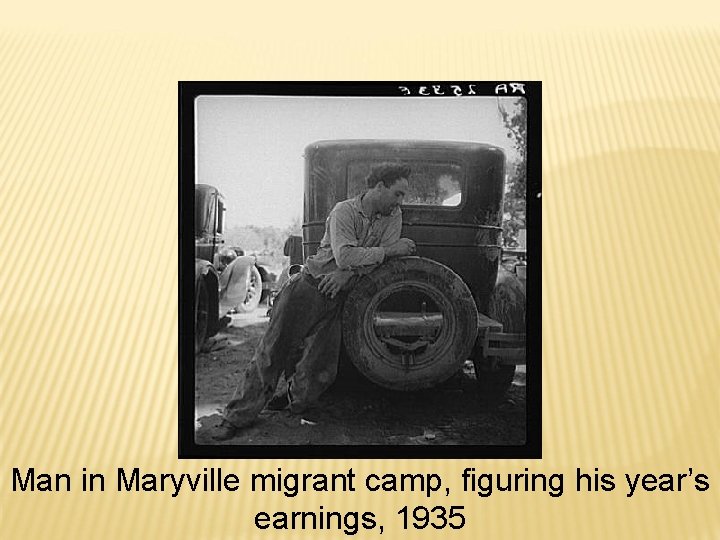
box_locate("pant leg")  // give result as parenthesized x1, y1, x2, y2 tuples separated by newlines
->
(288, 306, 343, 412)
(221, 356, 269, 429)
(223, 275, 334, 428)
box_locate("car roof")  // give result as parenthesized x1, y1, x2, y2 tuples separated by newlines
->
(305, 139, 503, 154)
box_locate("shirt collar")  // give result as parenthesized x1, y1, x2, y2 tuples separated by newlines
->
(352, 194, 371, 219)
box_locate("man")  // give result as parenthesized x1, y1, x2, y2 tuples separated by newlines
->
(214, 163, 416, 440)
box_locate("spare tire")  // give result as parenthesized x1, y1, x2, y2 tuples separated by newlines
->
(342, 257, 478, 391)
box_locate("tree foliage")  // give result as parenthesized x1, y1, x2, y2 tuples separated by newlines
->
(224, 225, 287, 256)
(498, 98, 527, 247)
(283, 215, 303, 238)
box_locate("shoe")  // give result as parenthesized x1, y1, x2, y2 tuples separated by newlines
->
(212, 419, 238, 441)
(266, 392, 290, 411)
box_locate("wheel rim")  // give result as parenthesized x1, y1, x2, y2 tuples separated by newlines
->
(362, 281, 457, 373)
(243, 268, 261, 307)
(343, 257, 479, 390)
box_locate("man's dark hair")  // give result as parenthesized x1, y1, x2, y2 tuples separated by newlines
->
(366, 163, 411, 188)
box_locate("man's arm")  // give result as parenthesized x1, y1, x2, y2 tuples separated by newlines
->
(351, 211, 406, 276)
(329, 204, 386, 269)
(378, 210, 402, 247)
(319, 210, 413, 297)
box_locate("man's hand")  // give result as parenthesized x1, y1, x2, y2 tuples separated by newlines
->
(385, 238, 416, 258)
(318, 269, 354, 298)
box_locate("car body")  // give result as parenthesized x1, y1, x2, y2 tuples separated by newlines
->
(301, 140, 525, 392)
(304, 139, 506, 314)
(194, 184, 267, 352)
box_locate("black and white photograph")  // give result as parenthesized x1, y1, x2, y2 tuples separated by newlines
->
(179, 82, 541, 458)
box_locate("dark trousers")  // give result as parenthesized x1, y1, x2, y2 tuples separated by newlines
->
(223, 273, 344, 428)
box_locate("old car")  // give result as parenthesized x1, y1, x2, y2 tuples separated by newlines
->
(274, 235, 304, 289)
(228, 246, 279, 308)
(194, 184, 274, 353)
(301, 140, 526, 398)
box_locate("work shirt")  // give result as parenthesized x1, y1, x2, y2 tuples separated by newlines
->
(305, 194, 402, 278)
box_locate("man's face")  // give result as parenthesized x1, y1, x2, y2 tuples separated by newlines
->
(377, 177, 408, 216)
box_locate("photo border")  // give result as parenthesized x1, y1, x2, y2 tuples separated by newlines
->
(179, 81, 542, 459)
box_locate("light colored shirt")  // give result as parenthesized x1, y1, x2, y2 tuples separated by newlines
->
(305, 194, 402, 278)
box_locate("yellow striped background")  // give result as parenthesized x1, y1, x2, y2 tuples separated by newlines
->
(0, 11, 718, 540)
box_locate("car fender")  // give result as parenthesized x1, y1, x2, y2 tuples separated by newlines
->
(195, 258, 219, 333)
(195, 259, 219, 303)
(219, 254, 255, 314)
(255, 263, 279, 292)
(195, 258, 217, 280)
(489, 266, 526, 333)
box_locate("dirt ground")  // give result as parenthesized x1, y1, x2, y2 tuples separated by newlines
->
(194, 304, 526, 446)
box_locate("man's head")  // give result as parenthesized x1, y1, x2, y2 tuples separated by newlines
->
(366, 163, 411, 216)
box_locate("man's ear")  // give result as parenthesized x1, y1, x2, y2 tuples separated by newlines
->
(373, 181, 386, 191)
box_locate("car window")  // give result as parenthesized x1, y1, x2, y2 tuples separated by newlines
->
(347, 161, 463, 207)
